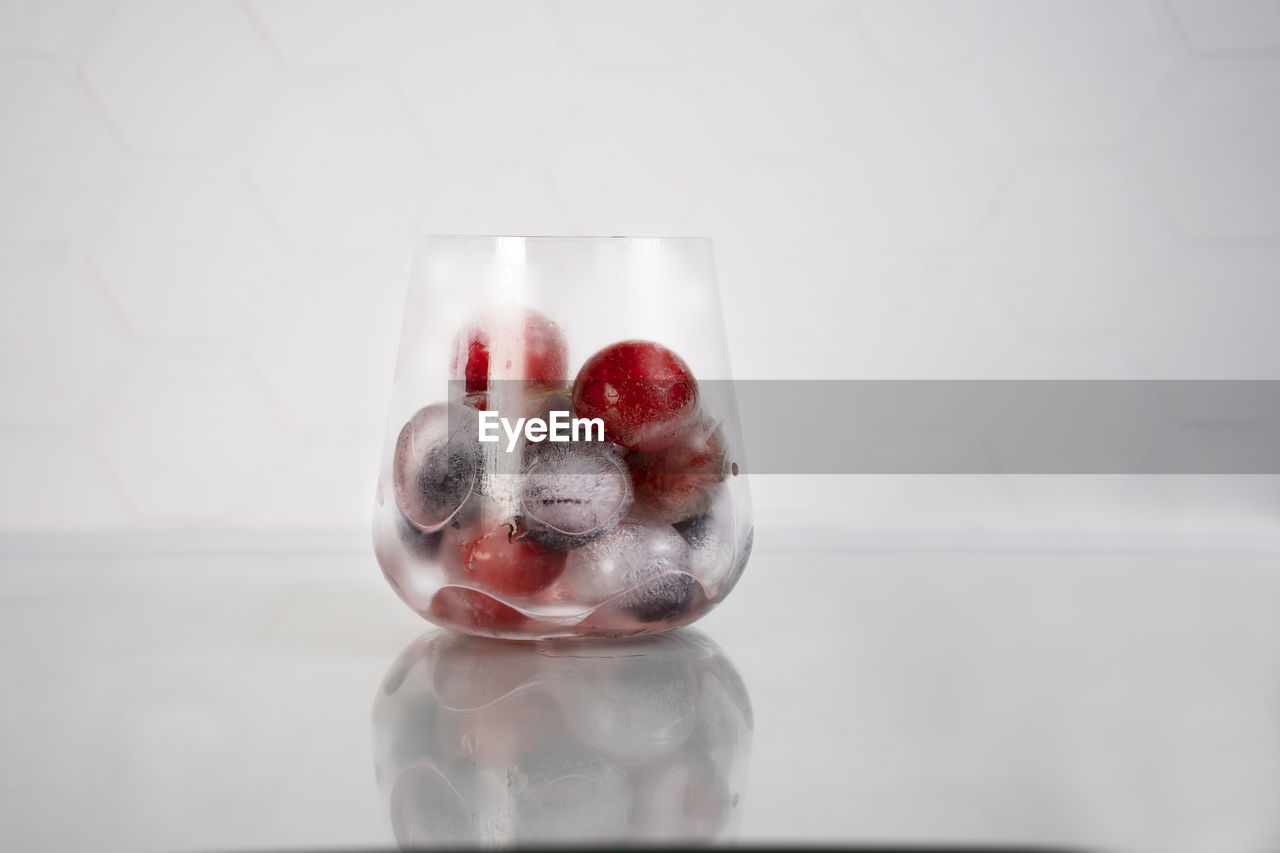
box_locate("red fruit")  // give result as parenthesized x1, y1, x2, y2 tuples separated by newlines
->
(451, 307, 569, 407)
(572, 341, 700, 451)
(431, 586, 530, 634)
(628, 419, 728, 524)
(451, 524, 567, 597)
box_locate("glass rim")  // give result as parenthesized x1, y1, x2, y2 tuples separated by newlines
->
(416, 233, 714, 243)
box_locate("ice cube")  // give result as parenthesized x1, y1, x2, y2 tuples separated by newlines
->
(626, 417, 727, 524)
(393, 403, 480, 532)
(563, 519, 699, 622)
(673, 505, 734, 580)
(519, 442, 632, 550)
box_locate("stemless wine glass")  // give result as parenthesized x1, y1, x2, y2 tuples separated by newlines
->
(372, 236, 752, 639)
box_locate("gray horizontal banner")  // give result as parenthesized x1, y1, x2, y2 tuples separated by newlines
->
(731, 380, 1280, 474)
(444, 381, 1280, 474)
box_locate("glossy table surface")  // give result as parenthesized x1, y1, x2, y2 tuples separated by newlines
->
(2, 546, 1278, 852)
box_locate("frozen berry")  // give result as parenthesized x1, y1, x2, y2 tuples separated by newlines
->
(628, 418, 728, 524)
(572, 340, 699, 451)
(449, 523, 567, 598)
(520, 442, 633, 550)
(452, 306, 568, 408)
(393, 403, 480, 533)
(431, 586, 530, 634)
(563, 519, 703, 623)
(625, 572, 702, 623)
(672, 502, 737, 580)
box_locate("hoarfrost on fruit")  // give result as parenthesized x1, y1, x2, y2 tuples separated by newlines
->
(563, 519, 700, 622)
(452, 306, 569, 410)
(572, 340, 700, 451)
(520, 441, 633, 550)
(377, 288, 750, 638)
(673, 499, 738, 587)
(628, 417, 728, 524)
(392, 403, 480, 533)
(447, 523, 567, 597)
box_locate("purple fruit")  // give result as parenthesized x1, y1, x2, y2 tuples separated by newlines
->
(563, 520, 701, 623)
(623, 572, 701, 623)
(393, 403, 479, 532)
(519, 442, 633, 550)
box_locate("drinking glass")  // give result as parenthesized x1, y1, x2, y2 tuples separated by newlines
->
(373, 236, 752, 639)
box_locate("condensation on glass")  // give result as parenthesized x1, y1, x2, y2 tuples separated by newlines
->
(373, 236, 753, 639)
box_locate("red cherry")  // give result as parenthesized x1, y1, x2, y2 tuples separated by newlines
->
(450, 524, 567, 598)
(571, 340, 700, 451)
(628, 419, 728, 524)
(451, 307, 569, 406)
(431, 586, 530, 634)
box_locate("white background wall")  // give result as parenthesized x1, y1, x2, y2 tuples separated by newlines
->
(2, 0, 1279, 547)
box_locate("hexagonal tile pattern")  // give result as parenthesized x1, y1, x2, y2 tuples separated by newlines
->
(1131, 246, 1280, 378)
(248, 76, 427, 254)
(547, 0, 709, 68)
(398, 0, 575, 160)
(0, 0, 1276, 540)
(709, 159, 1008, 380)
(982, 163, 1168, 339)
(0, 0, 116, 60)
(82, 0, 282, 154)
(1167, 0, 1280, 53)
(708, 164, 859, 378)
(710, 78, 1016, 255)
(256, 430, 380, 529)
(0, 0, 65, 55)
(853, 0, 1014, 77)
(0, 59, 128, 242)
(95, 357, 283, 523)
(549, 77, 717, 235)
(416, 161, 567, 236)
(994, 0, 1176, 150)
(0, 433, 132, 532)
(688, 0, 876, 160)
(0, 246, 125, 426)
(841, 80, 1018, 250)
(247, 0, 407, 69)
(249, 254, 402, 432)
(831, 253, 1011, 378)
(1146, 62, 1280, 240)
(90, 167, 290, 338)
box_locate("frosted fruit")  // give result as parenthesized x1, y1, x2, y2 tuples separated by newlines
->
(393, 403, 479, 532)
(520, 442, 633, 550)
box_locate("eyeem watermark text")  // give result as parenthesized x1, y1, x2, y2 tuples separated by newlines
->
(478, 410, 605, 452)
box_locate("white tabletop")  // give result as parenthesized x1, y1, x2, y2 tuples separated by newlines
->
(2, 546, 1278, 852)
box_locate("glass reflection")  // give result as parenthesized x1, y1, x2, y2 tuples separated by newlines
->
(371, 629, 753, 847)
